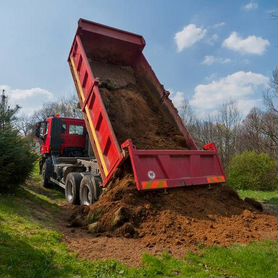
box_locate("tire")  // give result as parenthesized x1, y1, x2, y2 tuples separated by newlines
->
(79, 175, 102, 206)
(42, 157, 53, 188)
(94, 176, 102, 200)
(65, 172, 83, 205)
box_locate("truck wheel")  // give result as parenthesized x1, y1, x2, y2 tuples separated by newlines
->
(65, 172, 82, 205)
(79, 175, 102, 206)
(42, 157, 53, 188)
(94, 176, 102, 199)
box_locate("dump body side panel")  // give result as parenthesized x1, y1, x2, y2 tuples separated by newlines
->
(68, 35, 123, 181)
(68, 19, 148, 183)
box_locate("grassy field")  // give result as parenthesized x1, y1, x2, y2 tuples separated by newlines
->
(0, 172, 277, 278)
(238, 189, 278, 205)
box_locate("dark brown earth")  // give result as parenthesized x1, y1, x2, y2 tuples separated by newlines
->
(91, 60, 188, 149)
(66, 176, 277, 266)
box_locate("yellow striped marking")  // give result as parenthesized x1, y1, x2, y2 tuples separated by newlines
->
(144, 181, 153, 190)
(207, 176, 225, 183)
(157, 180, 167, 189)
(70, 57, 108, 176)
(142, 180, 167, 190)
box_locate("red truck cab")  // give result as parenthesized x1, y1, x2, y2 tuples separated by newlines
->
(36, 116, 87, 157)
(35, 115, 98, 193)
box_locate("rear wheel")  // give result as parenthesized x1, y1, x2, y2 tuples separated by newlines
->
(79, 175, 102, 206)
(65, 172, 83, 205)
(42, 157, 53, 188)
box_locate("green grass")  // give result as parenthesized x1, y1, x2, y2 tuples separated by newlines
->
(31, 160, 42, 183)
(0, 173, 277, 277)
(0, 187, 127, 278)
(238, 189, 278, 205)
(137, 242, 278, 278)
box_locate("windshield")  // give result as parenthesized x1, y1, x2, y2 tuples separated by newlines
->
(69, 125, 84, 136)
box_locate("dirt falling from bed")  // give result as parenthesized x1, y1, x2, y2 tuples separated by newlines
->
(90, 60, 188, 149)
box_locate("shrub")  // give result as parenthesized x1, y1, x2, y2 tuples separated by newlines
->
(228, 151, 277, 191)
(0, 128, 37, 193)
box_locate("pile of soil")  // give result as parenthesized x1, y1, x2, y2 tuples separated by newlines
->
(90, 60, 187, 149)
(70, 175, 277, 252)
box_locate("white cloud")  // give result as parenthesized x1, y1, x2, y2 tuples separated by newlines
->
(175, 24, 207, 52)
(205, 73, 218, 82)
(206, 33, 219, 45)
(0, 85, 55, 115)
(242, 1, 258, 11)
(212, 22, 226, 28)
(237, 98, 262, 114)
(189, 71, 269, 116)
(223, 32, 270, 55)
(201, 55, 231, 65)
(168, 90, 186, 111)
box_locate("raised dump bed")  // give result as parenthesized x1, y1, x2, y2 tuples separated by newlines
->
(68, 19, 225, 190)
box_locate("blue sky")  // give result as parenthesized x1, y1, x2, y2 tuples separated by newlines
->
(0, 0, 276, 117)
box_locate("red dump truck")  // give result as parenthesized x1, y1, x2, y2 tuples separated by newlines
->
(37, 19, 226, 206)
(64, 18, 226, 202)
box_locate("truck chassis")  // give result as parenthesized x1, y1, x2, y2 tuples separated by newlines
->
(41, 156, 102, 205)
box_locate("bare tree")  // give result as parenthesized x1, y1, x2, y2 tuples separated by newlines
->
(261, 68, 278, 156)
(239, 106, 278, 159)
(15, 114, 33, 136)
(179, 98, 195, 127)
(214, 101, 242, 169)
(189, 115, 216, 147)
(239, 108, 264, 152)
(185, 101, 242, 170)
(260, 111, 278, 153)
(264, 68, 278, 114)
(30, 95, 83, 124)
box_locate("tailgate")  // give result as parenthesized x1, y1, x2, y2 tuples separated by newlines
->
(122, 140, 226, 190)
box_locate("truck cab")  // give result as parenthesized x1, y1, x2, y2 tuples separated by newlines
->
(36, 116, 87, 157)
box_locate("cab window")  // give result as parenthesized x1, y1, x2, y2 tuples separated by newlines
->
(69, 125, 84, 136)
(39, 121, 48, 139)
